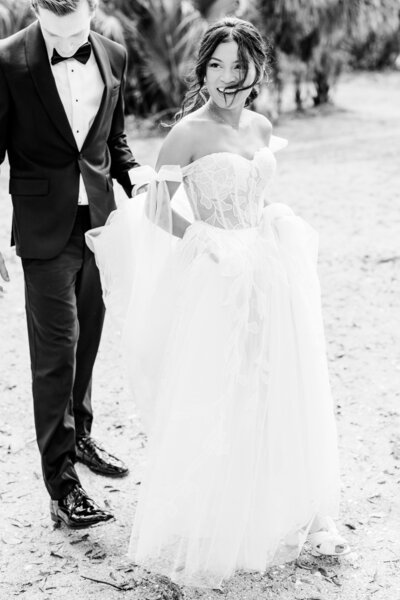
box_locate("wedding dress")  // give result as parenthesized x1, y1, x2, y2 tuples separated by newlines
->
(85, 137, 340, 588)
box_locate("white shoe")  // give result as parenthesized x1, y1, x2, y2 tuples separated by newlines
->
(308, 516, 351, 556)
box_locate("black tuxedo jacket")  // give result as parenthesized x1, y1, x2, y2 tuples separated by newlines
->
(0, 21, 139, 259)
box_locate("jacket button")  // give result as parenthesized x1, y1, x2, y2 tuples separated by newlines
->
(78, 153, 83, 160)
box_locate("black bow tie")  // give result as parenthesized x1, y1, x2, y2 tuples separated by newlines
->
(51, 42, 91, 66)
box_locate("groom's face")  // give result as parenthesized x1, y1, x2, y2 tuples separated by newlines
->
(37, 0, 94, 57)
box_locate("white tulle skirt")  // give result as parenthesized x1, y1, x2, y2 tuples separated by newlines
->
(86, 192, 340, 588)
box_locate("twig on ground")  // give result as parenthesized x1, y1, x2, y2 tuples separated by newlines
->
(383, 558, 400, 563)
(376, 256, 400, 264)
(80, 574, 136, 591)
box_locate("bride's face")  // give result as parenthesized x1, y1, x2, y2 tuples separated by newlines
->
(205, 41, 256, 109)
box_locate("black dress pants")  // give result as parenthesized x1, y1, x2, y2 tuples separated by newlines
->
(22, 207, 105, 500)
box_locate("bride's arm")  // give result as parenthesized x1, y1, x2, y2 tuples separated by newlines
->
(155, 122, 195, 238)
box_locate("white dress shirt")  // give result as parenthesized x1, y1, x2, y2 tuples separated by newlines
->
(43, 37, 104, 205)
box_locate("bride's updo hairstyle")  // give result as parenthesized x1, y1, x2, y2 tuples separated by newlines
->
(176, 17, 269, 121)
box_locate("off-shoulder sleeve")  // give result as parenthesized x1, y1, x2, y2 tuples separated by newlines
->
(269, 135, 288, 153)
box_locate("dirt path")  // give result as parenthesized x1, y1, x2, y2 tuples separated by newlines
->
(1, 72, 400, 600)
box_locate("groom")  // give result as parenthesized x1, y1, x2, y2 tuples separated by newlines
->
(0, 0, 139, 527)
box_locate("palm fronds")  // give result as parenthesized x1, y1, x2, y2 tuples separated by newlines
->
(0, 0, 34, 39)
(98, 0, 207, 116)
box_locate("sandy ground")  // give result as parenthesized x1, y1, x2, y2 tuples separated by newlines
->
(1, 71, 400, 600)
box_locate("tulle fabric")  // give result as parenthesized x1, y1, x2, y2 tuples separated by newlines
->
(85, 141, 340, 588)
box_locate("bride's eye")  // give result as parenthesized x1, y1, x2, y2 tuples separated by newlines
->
(208, 62, 220, 69)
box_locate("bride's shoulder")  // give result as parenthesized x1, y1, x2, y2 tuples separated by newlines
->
(163, 112, 208, 147)
(171, 111, 210, 138)
(156, 113, 209, 169)
(245, 109, 273, 144)
(157, 116, 205, 167)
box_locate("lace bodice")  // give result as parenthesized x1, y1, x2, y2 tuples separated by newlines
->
(181, 147, 276, 230)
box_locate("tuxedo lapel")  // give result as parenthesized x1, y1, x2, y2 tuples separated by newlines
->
(25, 22, 77, 150)
(83, 32, 114, 149)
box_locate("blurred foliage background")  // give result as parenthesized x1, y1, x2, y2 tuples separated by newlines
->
(1, 0, 399, 121)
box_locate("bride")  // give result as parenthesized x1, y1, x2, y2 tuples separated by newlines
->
(86, 17, 349, 589)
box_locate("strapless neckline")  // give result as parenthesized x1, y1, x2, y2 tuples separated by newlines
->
(182, 146, 273, 174)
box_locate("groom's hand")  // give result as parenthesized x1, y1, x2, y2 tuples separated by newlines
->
(0, 251, 10, 294)
(131, 184, 148, 197)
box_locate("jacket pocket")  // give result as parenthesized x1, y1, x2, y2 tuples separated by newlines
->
(9, 178, 49, 196)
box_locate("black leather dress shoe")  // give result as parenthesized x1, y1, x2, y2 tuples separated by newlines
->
(76, 436, 129, 477)
(50, 484, 114, 528)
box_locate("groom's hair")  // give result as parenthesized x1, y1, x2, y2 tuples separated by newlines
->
(31, 0, 98, 15)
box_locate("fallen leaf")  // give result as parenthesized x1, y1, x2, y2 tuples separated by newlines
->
(70, 533, 90, 545)
(2, 534, 22, 545)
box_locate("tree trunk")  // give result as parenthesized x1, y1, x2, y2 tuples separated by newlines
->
(294, 73, 303, 111)
(313, 69, 330, 106)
